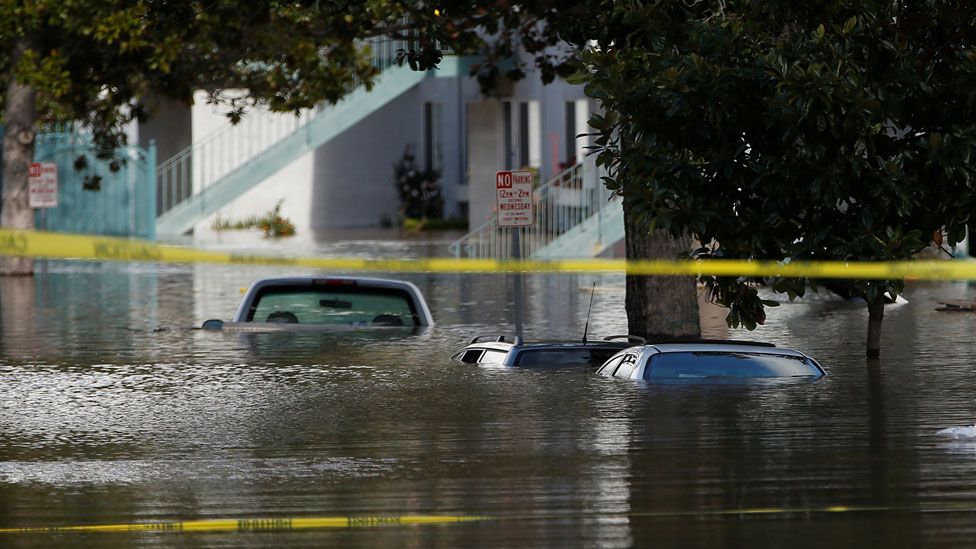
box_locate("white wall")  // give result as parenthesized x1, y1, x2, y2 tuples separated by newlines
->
(466, 101, 503, 228)
(311, 87, 422, 229)
(189, 91, 314, 236)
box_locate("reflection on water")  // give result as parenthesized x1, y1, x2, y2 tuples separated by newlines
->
(2, 236, 976, 546)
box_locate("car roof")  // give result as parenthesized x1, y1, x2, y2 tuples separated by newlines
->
(641, 343, 806, 357)
(516, 341, 632, 349)
(246, 276, 420, 289)
(459, 339, 635, 352)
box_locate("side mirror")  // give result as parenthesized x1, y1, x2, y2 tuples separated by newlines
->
(201, 319, 224, 330)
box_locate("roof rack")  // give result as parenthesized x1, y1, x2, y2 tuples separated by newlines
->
(603, 335, 648, 344)
(646, 338, 775, 347)
(469, 335, 523, 345)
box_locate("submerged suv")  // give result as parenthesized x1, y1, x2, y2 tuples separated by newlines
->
(452, 335, 647, 368)
(201, 276, 433, 331)
(596, 340, 825, 381)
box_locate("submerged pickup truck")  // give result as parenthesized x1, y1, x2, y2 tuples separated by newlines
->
(201, 276, 434, 332)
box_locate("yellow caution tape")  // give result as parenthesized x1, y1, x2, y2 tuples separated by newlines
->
(1, 228, 975, 279)
(0, 514, 487, 534)
(6, 503, 976, 534)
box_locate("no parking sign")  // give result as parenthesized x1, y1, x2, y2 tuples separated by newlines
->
(495, 170, 534, 227)
(28, 162, 58, 209)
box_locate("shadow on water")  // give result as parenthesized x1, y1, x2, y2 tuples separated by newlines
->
(1, 252, 976, 546)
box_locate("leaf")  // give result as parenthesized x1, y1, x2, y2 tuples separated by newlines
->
(565, 72, 589, 85)
(843, 16, 857, 34)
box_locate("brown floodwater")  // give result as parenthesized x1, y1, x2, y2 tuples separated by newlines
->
(1, 233, 976, 547)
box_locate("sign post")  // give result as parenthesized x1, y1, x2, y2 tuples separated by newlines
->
(29, 162, 58, 275)
(496, 170, 535, 339)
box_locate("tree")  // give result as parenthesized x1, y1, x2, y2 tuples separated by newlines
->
(415, 0, 704, 339)
(573, 1, 976, 356)
(0, 0, 450, 274)
(0, 0, 704, 336)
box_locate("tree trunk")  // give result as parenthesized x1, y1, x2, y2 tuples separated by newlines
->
(1, 36, 38, 276)
(866, 294, 885, 358)
(623, 195, 701, 340)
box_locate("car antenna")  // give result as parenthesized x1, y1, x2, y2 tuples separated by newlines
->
(582, 282, 597, 343)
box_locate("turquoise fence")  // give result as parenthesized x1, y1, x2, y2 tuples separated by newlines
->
(1, 125, 157, 238)
(31, 127, 156, 239)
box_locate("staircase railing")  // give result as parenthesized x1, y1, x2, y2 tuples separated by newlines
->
(449, 155, 620, 259)
(155, 36, 424, 217)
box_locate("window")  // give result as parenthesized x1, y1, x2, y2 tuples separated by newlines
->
(458, 349, 484, 364)
(613, 354, 638, 379)
(503, 101, 514, 169)
(503, 100, 541, 170)
(519, 102, 530, 168)
(565, 102, 576, 165)
(247, 285, 420, 326)
(424, 102, 442, 172)
(480, 350, 508, 365)
(598, 355, 624, 376)
(644, 352, 823, 380)
(514, 348, 621, 368)
(564, 99, 589, 171)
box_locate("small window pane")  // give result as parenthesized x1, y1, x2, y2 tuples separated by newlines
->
(460, 350, 484, 364)
(598, 356, 623, 376)
(480, 350, 507, 365)
(614, 355, 637, 379)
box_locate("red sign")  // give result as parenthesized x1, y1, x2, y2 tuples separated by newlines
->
(496, 170, 534, 227)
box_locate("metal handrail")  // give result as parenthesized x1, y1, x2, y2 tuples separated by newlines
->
(449, 155, 618, 259)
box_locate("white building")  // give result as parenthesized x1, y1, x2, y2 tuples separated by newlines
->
(139, 55, 597, 237)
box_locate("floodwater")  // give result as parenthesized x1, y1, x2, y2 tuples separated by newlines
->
(2, 232, 976, 547)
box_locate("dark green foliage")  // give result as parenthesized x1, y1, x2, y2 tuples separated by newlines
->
(0, 1, 484, 159)
(574, 1, 976, 330)
(393, 148, 443, 221)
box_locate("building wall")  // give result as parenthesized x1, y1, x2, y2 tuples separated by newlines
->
(465, 101, 503, 228)
(137, 94, 191, 170)
(459, 72, 593, 230)
(310, 87, 422, 229)
(146, 67, 594, 234)
(188, 91, 315, 236)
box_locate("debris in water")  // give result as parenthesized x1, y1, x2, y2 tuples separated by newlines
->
(937, 425, 976, 439)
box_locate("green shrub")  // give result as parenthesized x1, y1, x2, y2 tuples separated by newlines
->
(211, 200, 295, 238)
(258, 200, 296, 238)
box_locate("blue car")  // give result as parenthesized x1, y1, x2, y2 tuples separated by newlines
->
(596, 341, 825, 381)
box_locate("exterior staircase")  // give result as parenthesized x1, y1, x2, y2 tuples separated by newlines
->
(449, 156, 624, 259)
(155, 39, 464, 236)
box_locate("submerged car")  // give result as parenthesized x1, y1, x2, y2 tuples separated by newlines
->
(596, 340, 825, 381)
(451, 335, 647, 367)
(201, 276, 433, 331)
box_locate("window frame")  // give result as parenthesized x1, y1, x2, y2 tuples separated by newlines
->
(245, 284, 421, 325)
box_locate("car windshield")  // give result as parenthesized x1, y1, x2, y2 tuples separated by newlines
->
(645, 351, 822, 379)
(247, 285, 419, 326)
(514, 348, 621, 367)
